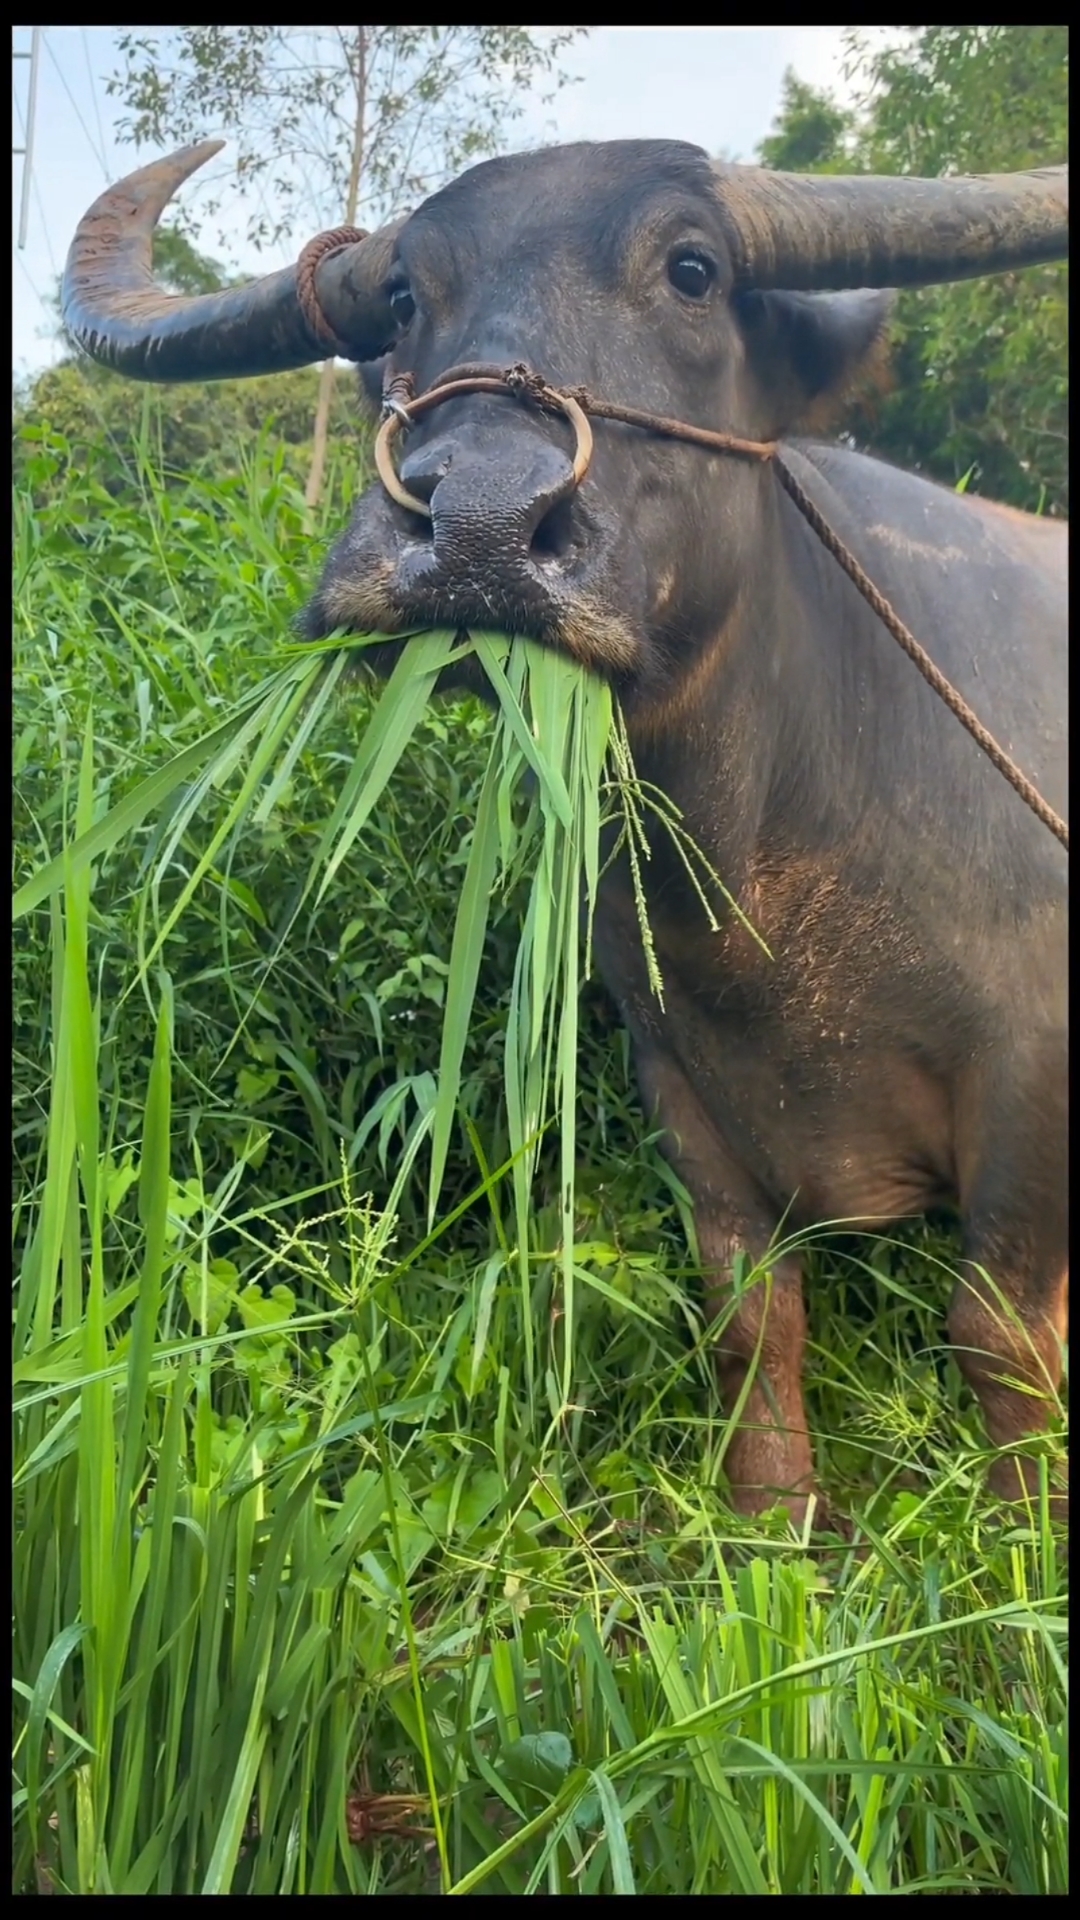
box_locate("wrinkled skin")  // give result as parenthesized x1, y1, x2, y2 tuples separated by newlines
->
(305, 141, 1068, 1527)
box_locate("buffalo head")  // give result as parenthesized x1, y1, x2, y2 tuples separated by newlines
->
(63, 139, 1068, 702)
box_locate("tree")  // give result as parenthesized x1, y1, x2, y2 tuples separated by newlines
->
(756, 67, 859, 176)
(848, 27, 1067, 514)
(755, 28, 1068, 514)
(13, 358, 360, 509)
(138, 224, 233, 296)
(107, 26, 590, 505)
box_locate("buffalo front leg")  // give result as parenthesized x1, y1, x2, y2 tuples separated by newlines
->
(953, 1058, 1068, 1519)
(633, 1045, 815, 1521)
(947, 1259, 1068, 1518)
(701, 1226, 816, 1522)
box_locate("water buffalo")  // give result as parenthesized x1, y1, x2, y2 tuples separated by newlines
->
(64, 139, 1068, 1525)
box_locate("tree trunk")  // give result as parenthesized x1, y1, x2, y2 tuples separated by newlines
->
(305, 27, 367, 512)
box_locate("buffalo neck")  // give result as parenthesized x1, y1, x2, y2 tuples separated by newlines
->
(619, 459, 861, 888)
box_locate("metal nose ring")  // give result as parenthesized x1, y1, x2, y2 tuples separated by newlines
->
(374, 407, 431, 518)
(373, 371, 593, 521)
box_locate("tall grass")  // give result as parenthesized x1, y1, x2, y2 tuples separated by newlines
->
(12, 413, 1068, 1893)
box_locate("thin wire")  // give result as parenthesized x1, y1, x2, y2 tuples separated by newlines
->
(43, 29, 109, 180)
(14, 247, 58, 352)
(14, 241, 61, 391)
(14, 247, 53, 311)
(28, 165, 59, 280)
(81, 29, 110, 171)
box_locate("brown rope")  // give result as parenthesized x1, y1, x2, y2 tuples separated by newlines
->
(295, 225, 370, 357)
(566, 393, 778, 463)
(769, 458, 1068, 851)
(286, 300, 1066, 852)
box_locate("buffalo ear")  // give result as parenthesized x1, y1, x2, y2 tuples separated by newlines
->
(735, 288, 895, 433)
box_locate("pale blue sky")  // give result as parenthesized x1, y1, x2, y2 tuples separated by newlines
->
(12, 27, 880, 379)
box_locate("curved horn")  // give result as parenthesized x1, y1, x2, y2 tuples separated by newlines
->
(711, 162, 1068, 291)
(62, 141, 404, 381)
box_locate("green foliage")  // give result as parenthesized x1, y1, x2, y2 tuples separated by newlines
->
(13, 363, 362, 504)
(12, 349, 1067, 1893)
(757, 28, 1068, 514)
(756, 68, 859, 175)
(855, 26, 1067, 178)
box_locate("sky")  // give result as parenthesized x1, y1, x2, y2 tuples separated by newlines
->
(12, 26, 879, 380)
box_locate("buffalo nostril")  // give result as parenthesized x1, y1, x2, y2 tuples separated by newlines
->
(401, 503, 434, 542)
(529, 496, 576, 561)
(390, 436, 577, 573)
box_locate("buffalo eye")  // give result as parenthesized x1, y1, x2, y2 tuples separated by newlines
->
(389, 284, 416, 328)
(667, 250, 715, 300)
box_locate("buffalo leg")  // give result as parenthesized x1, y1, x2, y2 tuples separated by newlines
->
(635, 1047, 815, 1520)
(953, 1082, 1068, 1515)
(947, 1260, 1068, 1515)
(703, 1231, 816, 1521)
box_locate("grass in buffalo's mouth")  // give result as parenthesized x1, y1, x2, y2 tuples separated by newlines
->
(12, 621, 762, 1401)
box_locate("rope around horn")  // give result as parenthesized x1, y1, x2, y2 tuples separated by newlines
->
(295, 225, 371, 358)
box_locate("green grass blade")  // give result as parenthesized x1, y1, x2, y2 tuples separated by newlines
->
(590, 1767, 637, 1894)
(312, 629, 462, 907)
(428, 734, 503, 1221)
(116, 974, 173, 1515)
(12, 680, 299, 922)
(473, 632, 574, 831)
